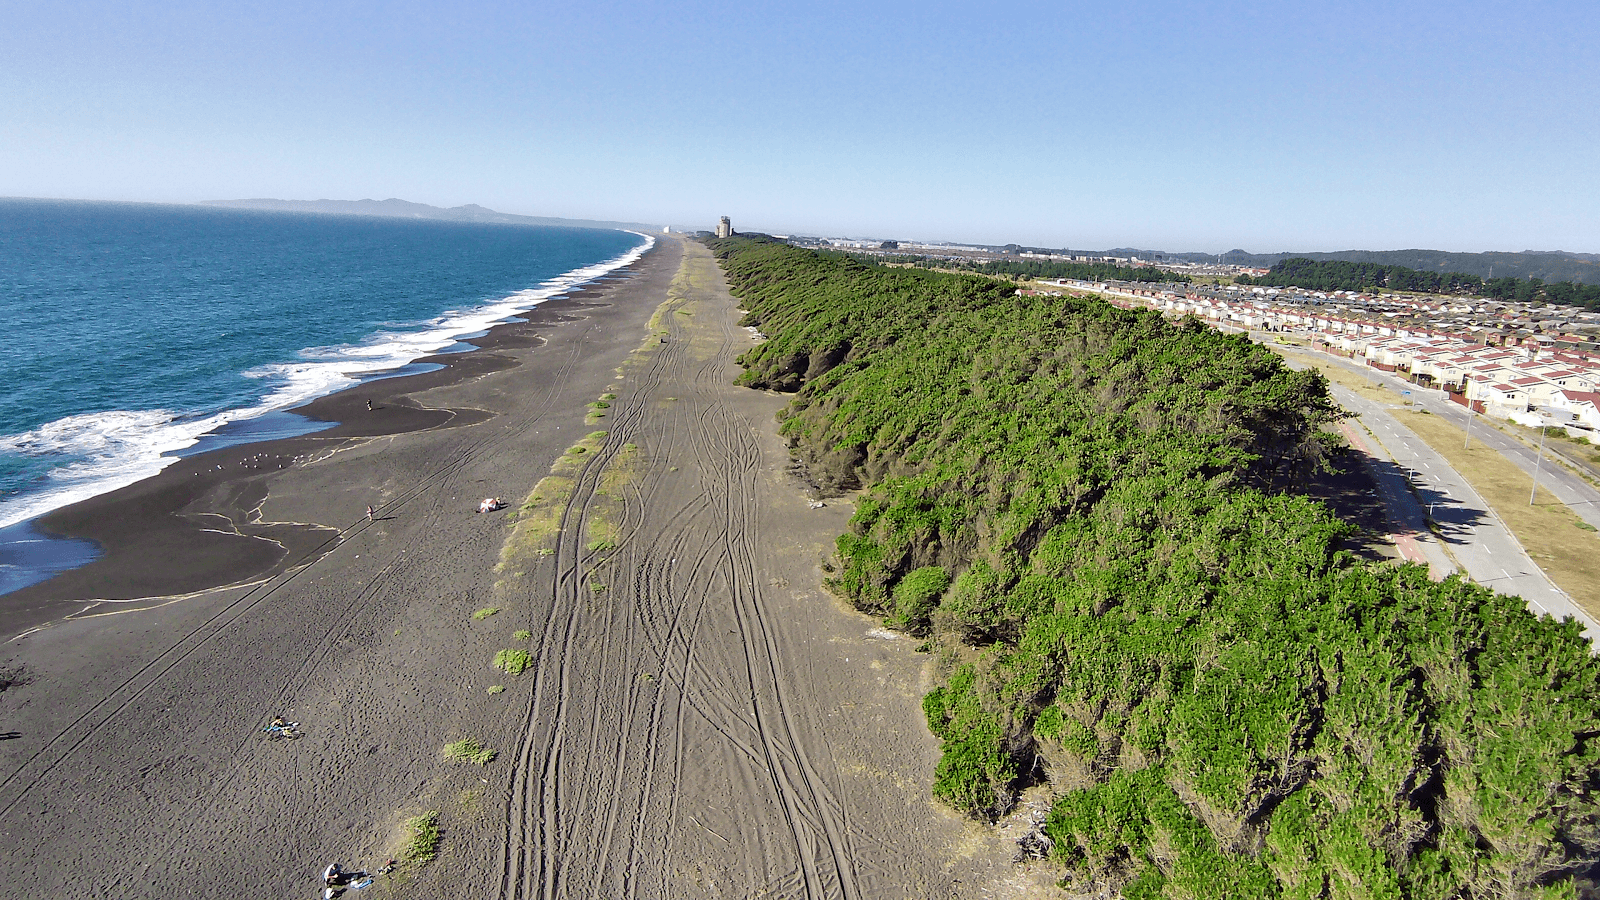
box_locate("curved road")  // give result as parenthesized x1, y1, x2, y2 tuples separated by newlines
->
(1275, 345, 1599, 644)
(1306, 344, 1600, 531)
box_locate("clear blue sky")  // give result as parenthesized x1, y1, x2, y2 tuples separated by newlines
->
(4, 0, 1597, 253)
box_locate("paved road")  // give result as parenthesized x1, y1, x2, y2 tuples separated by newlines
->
(1290, 342, 1600, 532)
(1333, 416, 1453, 577)
(1116, 321, 1598, 641)
(1281, 355, 1600, 644)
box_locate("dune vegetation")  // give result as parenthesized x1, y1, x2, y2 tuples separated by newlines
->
(709, 234, 1600, 899)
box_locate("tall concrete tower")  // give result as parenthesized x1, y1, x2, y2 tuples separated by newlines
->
(716, 216, 732, 239)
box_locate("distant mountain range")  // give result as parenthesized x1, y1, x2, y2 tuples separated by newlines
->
(199, 198, 660, 234)
(1119, 247, 1600, 286)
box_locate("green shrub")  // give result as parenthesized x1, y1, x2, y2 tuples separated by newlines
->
(442, 738, 496, 765)
(494, 649, 532, 675)
(400, 810, 440, 866)
(471, 607, 500, 620)
(888, 565, 950, 635)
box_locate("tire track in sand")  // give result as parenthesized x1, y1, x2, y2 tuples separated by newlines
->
(493, 240, 864, 899)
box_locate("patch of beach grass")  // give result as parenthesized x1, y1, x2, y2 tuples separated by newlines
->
(443, 738, 497, 765)
(399, 811, 441, 867)
(486, 684, 505, 695)
(471, 607, 500, 621)
(646, 300, 678, 335)
(501, 474, 571, 558)
(513, 629, 532, 642)
(576, 438, 638, 555)
(496, 431, 611, 586)
(599, 441, 640, 496)
(494, 649, 533, 675)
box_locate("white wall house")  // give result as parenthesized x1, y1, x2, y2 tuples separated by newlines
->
(1551, 390, 1600, 430)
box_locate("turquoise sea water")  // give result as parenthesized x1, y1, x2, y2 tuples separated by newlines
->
(0, 198, 649, 594)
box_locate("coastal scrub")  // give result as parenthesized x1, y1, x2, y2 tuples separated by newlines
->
(709, 234, 1600, 899)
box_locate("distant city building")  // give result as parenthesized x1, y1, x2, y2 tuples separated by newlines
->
(716, 216, 732, 239)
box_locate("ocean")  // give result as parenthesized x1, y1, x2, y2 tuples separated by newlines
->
(0, 198, 651, 595)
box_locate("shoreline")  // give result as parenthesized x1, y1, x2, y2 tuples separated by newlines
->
(0, 227, 654, 559)
(0, 234, 1044, 898)
(0, 259, 650, 637)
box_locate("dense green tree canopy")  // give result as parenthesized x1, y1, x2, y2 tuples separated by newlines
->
(842, 250, 1190, 285)
(1239, 258, 1600, 310)
(710, 234, 1600, 899)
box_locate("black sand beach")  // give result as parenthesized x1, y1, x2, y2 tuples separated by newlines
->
(0, 276, 628, 635)
(0, 237, 1053, 898)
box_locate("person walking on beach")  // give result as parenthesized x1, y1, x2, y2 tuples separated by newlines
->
(365, 505, 375, 523)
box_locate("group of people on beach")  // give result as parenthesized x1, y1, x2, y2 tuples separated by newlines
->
(320, 859, 394, 897)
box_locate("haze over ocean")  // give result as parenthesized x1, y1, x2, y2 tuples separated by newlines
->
(0, 198, 648, 593)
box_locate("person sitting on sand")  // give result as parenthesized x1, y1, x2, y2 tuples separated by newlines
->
(323, 862, 344, 886)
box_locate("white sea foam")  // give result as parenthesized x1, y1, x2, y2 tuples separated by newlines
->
(0, 233, 654, 531)
(0, 408, 237, 530)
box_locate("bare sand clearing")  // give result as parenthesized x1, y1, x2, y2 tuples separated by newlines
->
(0, 236, 1058, 898)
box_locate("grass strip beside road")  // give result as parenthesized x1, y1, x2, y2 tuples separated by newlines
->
(1396, 408, 1600, 618)
(1282, 348, 1600, 620)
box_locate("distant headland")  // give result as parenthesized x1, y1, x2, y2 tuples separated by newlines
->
(199, 197, 660, 234)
